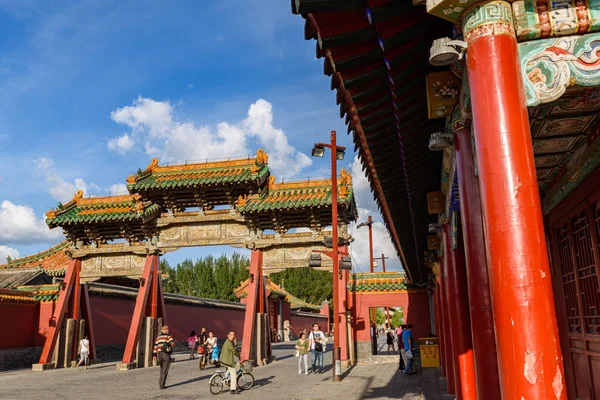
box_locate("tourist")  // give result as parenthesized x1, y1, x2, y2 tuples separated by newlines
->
(206, 331, 218, 365)
(308, 323, 325, 374)
(198, 327, 208, 346)
(153, 325, 175, 389)
(398, 325, 407, 371)
(220, 331, 241, 394)
(295, 332, 309, 375)
(401, 324, 414, 375)
(77, 334, 90, 369)
(386, 327, 396, 353)
(188, 330, 198, 359)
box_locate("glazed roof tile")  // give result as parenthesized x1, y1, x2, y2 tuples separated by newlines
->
(237, 171, 356, 217)
(0, 288, 37, 304)
(0, 267, 49, 289)
(127, 150, 269, 192)
(45, 191, 160, 227)
(235, 277, 322, 311)
(0, 241, 70, 274)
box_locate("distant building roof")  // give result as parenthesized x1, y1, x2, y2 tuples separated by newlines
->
(234, 277, 322, 312)
(0, 241, 70, 276)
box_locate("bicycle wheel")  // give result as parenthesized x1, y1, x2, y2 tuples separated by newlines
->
(237, 372, 254, 390)
(209, 374, 224, 395)
(199, 356, 206, 370)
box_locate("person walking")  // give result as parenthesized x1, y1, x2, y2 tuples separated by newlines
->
(77, 334, 90, 369)
(295, 332, 310, 375)
(188, 330, 198, 359)
(153, 325, 175, 389)
(220, 331, 241, 395)
(386, 328, 396, 353)
(401, 324, 414, 375)
(308, 323, 325, 374)
(398, 325, 407, 371)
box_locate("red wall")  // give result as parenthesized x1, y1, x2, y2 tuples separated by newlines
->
(289, 313, 327, 337)
(350, 290, 431, 342)
(0, 303, 38, 348)
(88, 296, 246, 344)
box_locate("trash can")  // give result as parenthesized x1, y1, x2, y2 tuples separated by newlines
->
(418, 337, 440, 368)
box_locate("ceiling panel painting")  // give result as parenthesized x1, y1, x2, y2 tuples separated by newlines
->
(535, 154, 564, 169)
(533, 136, 581, 155)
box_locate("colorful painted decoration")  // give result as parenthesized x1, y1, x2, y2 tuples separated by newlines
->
(513, 0, 600, 42)
(427, 192, 445, 215)
(427, 235, 441, 250)
(426, 71, 461, 119)
(427, 0, 487, 24)
(520, 33, 600, 106)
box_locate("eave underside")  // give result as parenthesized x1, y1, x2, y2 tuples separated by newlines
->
(295, 0, 451, 282)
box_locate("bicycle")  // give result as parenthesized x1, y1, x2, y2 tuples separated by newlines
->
(209, 360, 254, 395)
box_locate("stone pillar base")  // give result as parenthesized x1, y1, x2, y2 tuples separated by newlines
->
(116, 362, 137, 371)
(32, 363, 55, 371)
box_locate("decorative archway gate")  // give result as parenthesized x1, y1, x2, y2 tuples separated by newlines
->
(33, 150, 356, 370)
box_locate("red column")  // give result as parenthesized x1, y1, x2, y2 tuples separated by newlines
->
(454, 127, 501, 398)
(338, 268, 349, 362)
(464, 2, 566, 398)
(439, 272, 455, 394)
(443, 223, 477, 399)
(435, 284, 446, 377)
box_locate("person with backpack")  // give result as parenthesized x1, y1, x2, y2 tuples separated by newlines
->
(308, 323, 326, 374)
(188, 330, 198, 359)
(153, 325, 175, 390)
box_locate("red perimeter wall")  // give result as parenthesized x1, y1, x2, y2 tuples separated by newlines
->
(89, 296, 245, 344)
(289, 312, 328, 338)
(0, 303, 38, 348)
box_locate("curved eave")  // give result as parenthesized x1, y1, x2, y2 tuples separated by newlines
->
(295, 1, 451, 282)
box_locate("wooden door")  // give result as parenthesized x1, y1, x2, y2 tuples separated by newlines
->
(550, 187, 600, 400)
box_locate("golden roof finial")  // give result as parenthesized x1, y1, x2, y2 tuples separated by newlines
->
(256, 149, 268, 166)
(268, 175, 276, 189)
(144, 158, 159, 173)
(45, 209, 56, 219)
(126, 174, 136, 184)
(72, 190, 84, 203)
(339, 169, 351, 199)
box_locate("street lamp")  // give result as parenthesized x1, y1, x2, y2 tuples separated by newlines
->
(311, 130, 345, 382)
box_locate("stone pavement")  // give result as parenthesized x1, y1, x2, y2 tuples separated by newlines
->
(0, 342, 453, 400)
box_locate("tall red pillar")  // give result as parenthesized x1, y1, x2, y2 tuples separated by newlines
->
(439, 269, 455, 394)
(454, 127, 501, 398)
(464, 2, 566, 398)
(443, 223, 477, 400)
(435, 284, 446, 377)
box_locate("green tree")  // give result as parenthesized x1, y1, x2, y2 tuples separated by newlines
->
(159, 252, 250, 302)
(270, 267, 333, 305)
(375, 308, 386, 325)
(391, 307, 404, 328)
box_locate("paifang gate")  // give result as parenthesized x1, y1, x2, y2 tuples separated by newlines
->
(32, 150, 357, 371)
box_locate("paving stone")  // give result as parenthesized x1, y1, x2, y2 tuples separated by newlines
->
(0, 338, 451, 399)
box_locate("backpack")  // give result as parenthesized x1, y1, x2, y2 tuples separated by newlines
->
(162, 337, 172, 353)
(313, 333, 323, 352)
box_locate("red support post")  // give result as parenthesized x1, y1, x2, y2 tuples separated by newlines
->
(121, 255, 156, 365)
(443, 223, 477, 399)
(464, 2, 566, 398)
(454, 127, 501, 398)
(70, 262, 82, 363)
(435, 286, 445, 376)
(338, 264, 349, 363)
(330, 130, 342, 382)
(439, 261, 455, 394)
(241, 250, 262, 363)
(38, 259, 80, 365)
(150, 256, 158, 320)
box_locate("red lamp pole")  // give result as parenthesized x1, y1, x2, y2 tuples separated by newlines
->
(329, 130, 342, 382)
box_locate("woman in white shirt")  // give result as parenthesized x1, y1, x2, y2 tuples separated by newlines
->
(77, 335, 90, 369)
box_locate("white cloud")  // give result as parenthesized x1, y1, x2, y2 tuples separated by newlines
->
(0, 245, 19, 264)
(0, 201, 63, 245)
(348, 156, 400, 272)
(35, 158, 96, 203)
(107, 97, 311, 178)
(107, 133, 135, 154)
(105, 183, 129, 195)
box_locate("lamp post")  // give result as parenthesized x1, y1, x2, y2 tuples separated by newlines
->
(312, 130, 345, 382)
(357, 216, 376, 324)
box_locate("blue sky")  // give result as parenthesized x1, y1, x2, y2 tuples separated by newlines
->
(0, 0, 402, 272)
